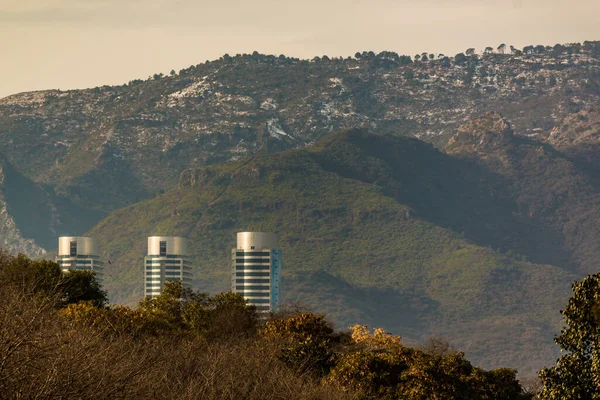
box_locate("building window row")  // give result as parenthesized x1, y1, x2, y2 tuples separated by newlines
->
(245, 299, 270, 304)
(146, 254, 188, 259)
(235, 278, 270, 284)
(235, 285, 269, 291)
(238, 292, 271, 297)
(235, 265, 270, 271)
(236, 251, 270, 257)
(235, 272, 270, 277)
(235, 258, 270, 264)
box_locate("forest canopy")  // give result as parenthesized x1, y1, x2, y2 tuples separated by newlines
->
(0, 251, 535, 399)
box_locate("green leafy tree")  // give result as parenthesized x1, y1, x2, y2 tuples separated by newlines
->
(498, 43, 507, 54)
(454, 53, 467, 64)
(553, 43, 566, 56)
(399, 55, 412, 65)
(138, 279, 196, 330)
(60, 270, 107, 307)
(466, 48, 476, 56)
(203, 290, 258, 338)
(539, 274, 600, 399)
(0, 253, 106, 307)
(261, 312, 335, 376)
(138, 281, 257, 338)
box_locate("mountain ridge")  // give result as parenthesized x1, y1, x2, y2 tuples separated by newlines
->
(1, 43, 600, 254)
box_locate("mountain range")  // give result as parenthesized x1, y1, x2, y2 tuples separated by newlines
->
(1, 41, 600, 374)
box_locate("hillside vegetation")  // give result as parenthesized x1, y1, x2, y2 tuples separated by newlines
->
(90, 127, 579, 374)
(0, 41, 600, 250)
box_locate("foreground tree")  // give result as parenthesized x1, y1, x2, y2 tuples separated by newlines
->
(261, 312, 336, 376)
(539, 274, 600, 399)
(327, 325, 531, 399)
(135, 281, 258, 338)
(0, 252, 106, 307)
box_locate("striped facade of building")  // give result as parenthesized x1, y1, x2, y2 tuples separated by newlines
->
(56, 236, 103, 278)
(232, 232, 282, 312)
(144, 236, 192, 298)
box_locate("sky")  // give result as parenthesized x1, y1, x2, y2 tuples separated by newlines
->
(0, 0, 599, 99)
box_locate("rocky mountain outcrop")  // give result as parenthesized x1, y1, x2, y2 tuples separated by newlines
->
(543, 105, 600, 182)
(445, 112, 514, 152)
(545, 105, 600, 150)
(0, 154, 106, 254)
(0, 156, 48, 256)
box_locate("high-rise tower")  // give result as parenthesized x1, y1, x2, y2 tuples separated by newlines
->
(56, 236, 103, 278)
(232, 232, 282, 312)
(144, 236, 192, 298)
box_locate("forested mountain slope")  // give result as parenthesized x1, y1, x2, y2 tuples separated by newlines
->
(89, 128, 579, 374)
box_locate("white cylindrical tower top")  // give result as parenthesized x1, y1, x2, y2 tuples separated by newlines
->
(147, 236, 188, 256)
(236, 232, 277, 250)
(58, 237, 99, 256)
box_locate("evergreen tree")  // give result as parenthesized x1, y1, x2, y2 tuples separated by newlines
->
(539, 274, 600, 399)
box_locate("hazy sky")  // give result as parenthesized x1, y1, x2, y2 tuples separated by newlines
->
(1, 0, 598, 98)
